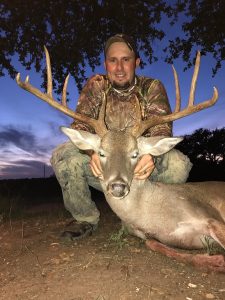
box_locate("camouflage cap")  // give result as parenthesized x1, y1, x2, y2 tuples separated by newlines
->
(104, 34, 139, 58)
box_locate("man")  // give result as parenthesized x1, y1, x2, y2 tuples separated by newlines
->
(51, 34, 192, 239)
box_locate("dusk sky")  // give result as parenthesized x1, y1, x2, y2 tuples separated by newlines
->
(0, 17, 225, 179)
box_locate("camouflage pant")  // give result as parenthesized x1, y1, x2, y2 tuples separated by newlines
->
(51, 141, 192, 225)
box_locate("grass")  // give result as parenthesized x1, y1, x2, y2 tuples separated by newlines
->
(108, 225, 131, 249)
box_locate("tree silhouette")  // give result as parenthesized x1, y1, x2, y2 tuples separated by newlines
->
(0, 0, 172, 91)
(177, 128, 225, 181)
(164, 0, 225, 75)
(1, 1, 224, 93)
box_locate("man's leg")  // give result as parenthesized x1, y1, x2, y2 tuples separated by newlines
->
(150, 149, 193, 183)
(51, 141, 102, 239)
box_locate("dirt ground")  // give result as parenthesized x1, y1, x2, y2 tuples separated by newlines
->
(1, 196, 225, 300)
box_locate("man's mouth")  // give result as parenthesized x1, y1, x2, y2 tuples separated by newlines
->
(115, 73, 126, 79)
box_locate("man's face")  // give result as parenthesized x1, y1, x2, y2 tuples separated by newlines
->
(104, 42, 140, 90)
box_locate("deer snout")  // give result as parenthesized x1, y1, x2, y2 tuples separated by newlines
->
(107, 181, 130, 199)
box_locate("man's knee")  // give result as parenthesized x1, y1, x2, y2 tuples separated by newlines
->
(152, 149, 193, 184)
(51, 142, 89, 172)
(51, 142, 81, 166)
(50, 142, 89, 189)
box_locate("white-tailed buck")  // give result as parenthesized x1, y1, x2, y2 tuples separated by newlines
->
(16, 48, 225, 272)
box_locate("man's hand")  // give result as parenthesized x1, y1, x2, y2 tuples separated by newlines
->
(89, 152, 103, 180)
(134, 154, 155, 180)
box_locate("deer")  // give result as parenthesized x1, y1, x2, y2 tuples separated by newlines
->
(16, 47, 225, 272)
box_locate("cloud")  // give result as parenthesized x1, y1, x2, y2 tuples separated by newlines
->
(0, 125, 56, 155)
(0, 159, 53, 179)
(0, 126, 35, 151)
(0, 125, 60, 179)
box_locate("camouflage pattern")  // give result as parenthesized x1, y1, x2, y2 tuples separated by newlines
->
(51, 74, 191, 224)
(51, 142, 101, 225)
(71, 75, 172, 137)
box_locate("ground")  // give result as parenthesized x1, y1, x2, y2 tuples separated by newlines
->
(1, 179, 225, 300)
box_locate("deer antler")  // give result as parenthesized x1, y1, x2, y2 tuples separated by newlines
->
(16, 46, 108, 137)
(132, 51, 219, 137)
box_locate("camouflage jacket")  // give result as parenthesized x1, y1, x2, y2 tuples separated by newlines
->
(71, 74, 172, 137)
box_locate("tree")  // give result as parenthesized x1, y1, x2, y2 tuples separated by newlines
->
(0, 0, 172, 92)
(1, 1, 224, 92)
(177, 128, 225, 181)
(164, 0, 225, 75)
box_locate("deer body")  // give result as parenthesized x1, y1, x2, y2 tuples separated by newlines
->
(61, 128, 225, 251)
(105, 180, 225, 249)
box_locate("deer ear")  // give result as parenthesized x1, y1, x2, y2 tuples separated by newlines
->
(60, 127, 101, 151)
(137, 136, 183, 156)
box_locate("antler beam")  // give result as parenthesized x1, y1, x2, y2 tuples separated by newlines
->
(16, 46, 108, 137)
(132, 51, 219, 137)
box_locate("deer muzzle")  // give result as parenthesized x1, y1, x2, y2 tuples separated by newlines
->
(107, 181, 130, 199)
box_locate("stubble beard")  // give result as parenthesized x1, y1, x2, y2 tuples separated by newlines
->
(111, 80, 132, 90)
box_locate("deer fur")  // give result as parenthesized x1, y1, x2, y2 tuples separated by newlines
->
(61, 127, 225, 251)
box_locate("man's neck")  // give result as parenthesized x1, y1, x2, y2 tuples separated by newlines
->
(111, 77, 137, 96)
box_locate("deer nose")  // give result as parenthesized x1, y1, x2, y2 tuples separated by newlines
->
(109, 182, 129, 198)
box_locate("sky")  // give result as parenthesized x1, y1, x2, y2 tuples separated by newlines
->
(0, 21, 225, 179)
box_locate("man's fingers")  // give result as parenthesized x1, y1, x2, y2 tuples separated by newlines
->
(134, 156, 155, 180)
(134, 154, 154, 174)
(134, 173, 149, 180)
(134, 166, 152, 177)
(134, 169, 152, 180)
(89, 155, 103, 179)
(90, 163, 102, 177)
(90, 163, 98, 177)
(134, 161, 154, 176)
(90, 164, 104, 179)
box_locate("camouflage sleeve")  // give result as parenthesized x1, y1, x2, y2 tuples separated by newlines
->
(70, 75, 106, 133)
(143, 79, 172, 137)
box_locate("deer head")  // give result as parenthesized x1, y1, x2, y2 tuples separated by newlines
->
(16, 47, 219, 198)
(60, 126, 182, 198)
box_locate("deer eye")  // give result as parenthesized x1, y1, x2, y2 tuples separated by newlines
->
(131, 152, 139, 159)
(99, 151, 105, 158)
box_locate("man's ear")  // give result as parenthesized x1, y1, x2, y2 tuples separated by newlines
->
(137, 136, 183, 156)
(60, 127, 101, 152)
(135, 57, 141, 68)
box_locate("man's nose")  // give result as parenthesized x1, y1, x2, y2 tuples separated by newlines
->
(116, 61, 123, 71)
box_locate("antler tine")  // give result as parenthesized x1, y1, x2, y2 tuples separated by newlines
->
(44, 46, 53, 97)
(131, 52, 219, 138)
(62, 74, 70, 106)
(16, 67, 76, 119)
(45, 45, 69, 106)
(188, 51, 200, 106)
(172, 65, 181, 113)
(16, 46, 108, 137)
